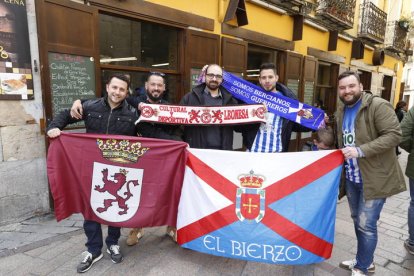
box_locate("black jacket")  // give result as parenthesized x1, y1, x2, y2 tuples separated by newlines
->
(180, 83, 239, 150)
(243, 82, 311, 152)
(47, 97, 138, 136)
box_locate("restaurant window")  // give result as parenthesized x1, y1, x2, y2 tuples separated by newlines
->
(315, 62, 341, 117)
(99, 14, 179, 69)
(99, 14, 181, 103)
(315, 63, 331, 112)
(246, 45, 278, 85)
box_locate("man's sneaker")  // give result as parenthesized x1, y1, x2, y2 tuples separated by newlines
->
(339, 259, 375, 273)
(166, 226, 177, 242)
(76, 251, 103, 273)
(126, 228, 144, 246)
(107, 245, 123, 263)
(404, 239, 414, 255)
(351, 268, 367, 276)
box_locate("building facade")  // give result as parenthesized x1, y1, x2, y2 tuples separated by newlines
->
(0, 0, 413, 224)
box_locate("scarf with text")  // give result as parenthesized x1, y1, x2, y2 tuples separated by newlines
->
(136, 103, 267, 125)
(221, 71, 325, 130)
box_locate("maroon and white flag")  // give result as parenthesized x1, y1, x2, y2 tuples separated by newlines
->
(136, 103, 266, 125)
(47, 132, 187, 227)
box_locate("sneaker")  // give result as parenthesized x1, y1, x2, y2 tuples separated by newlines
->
(76, 251, 103, 273)
(106, 245, 123, 263)
(166, 226, 177, 242)
(339, 259, 375, 273)
(126, 228, 144, 246)
(404, 239, 414, 255)
(351, 268, 367, 276)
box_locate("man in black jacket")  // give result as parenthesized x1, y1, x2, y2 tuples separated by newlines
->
(180, 64, 240, 150)
(124, 72, 181, 246)
(70, 72, 181, 246)
(47, 74, 137, 273)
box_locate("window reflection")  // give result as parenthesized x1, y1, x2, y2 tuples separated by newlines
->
(246, 45, 278, 85)
(99, 14, 178, 70)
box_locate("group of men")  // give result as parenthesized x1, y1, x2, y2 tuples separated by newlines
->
(46, 63, 410, 276)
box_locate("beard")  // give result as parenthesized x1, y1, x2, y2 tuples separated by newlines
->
(147, 90, 163, 103)
(262, 84, 276, 92)
(339, 93, 362, 106)
(206, 80, 220, 91)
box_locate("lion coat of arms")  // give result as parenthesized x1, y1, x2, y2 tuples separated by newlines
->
(91, 163, 143, 222)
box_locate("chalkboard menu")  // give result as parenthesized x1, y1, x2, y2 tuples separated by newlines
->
(48, 52, 96, 118)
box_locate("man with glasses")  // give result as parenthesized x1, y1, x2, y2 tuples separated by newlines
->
(180, 64, 241, 150)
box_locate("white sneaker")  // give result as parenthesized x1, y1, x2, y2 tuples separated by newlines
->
(339, 259, 375, 273)
(351, 268, 367, 276)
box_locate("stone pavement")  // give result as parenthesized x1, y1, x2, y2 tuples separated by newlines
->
(0, 151, 413, 275)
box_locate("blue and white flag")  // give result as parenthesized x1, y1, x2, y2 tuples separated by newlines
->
(177, 149, 343, 265)
(221, 71, 325, 130)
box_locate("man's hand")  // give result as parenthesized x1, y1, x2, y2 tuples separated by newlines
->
(70, 99, 83, 119)
(47, 128, 61, 138)
(138, 102, 144, 111)
(341, 146, 359, 160)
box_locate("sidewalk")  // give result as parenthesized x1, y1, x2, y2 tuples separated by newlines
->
(0, 151, 413, 275)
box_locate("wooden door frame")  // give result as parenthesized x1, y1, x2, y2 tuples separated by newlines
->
(36, 0, 101, 124)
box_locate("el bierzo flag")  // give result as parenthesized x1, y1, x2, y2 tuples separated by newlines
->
(47, 132, 187, 228)
(177, 148, 343, 265)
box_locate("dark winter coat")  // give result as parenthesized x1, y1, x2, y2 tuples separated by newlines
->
(180, 83, 239, 150)
(47, 97, 138, 136)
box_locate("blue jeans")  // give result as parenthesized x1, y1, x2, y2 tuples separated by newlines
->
(408, 178, 414, 245)
(83, 220, 121, 256)
(345, 180, 385, 274)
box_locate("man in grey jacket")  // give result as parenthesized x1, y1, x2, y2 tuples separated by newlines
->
(335, 71, 406, 276)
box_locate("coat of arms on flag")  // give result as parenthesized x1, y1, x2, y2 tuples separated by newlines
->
(235, 171, 265, 223)
(91, 163, 143, 222)
(177, 149, 343, 265)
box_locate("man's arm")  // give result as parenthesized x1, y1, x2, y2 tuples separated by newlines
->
(47, 109, 83, 138)
(400, 107, 414, 152)
(359, 99, 402, 157)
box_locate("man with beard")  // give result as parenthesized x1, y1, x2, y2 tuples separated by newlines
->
(244, 63, 311, 152)
(180, 64, 241, 149)
(69, 72, 181, 246)
(335, 71, 406, 276)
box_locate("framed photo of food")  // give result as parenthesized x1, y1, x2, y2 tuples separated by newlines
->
(0, 0, 33, 100)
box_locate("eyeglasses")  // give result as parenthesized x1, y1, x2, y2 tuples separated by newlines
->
(206, 73, 223, 80)
(149, 71, 166, 77)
